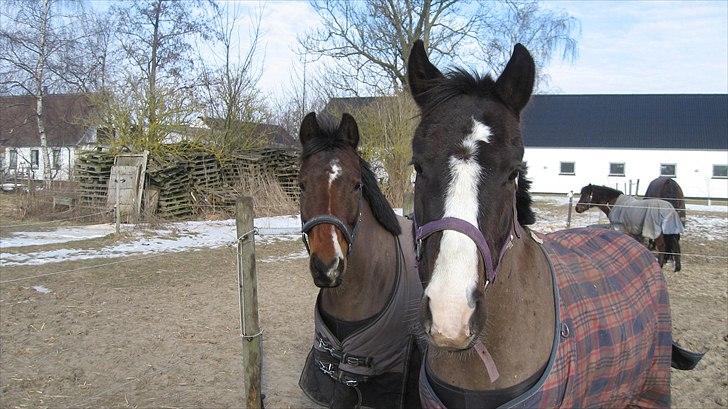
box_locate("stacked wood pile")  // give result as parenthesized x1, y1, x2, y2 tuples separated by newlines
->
(221, 148, 300, 197)
(74, 150, 114, 207)
(74, 146, 300, 219)
(146, 155, 194, 219)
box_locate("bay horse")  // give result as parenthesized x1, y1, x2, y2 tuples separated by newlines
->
(406, 40, 700, 408)
(645, 176, 687, 226)
(574, 184, 683, 272)
(297, 112, 423, 409)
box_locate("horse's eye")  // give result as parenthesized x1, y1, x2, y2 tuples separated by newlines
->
(508, 170, 519, 181)
(353, 182, 362, 192)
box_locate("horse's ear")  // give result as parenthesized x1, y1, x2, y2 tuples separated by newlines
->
(299, 112, 319, 146)
(338, 113, 360, 149)
(407, 39, 444, 107)
(495, 43, 535, 114)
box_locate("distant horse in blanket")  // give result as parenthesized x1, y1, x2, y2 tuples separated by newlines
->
(297, 112, 423, 409)
(575, 184, 684, 272)
(645, 176, 687, 226)
(406, 40, 701, 408)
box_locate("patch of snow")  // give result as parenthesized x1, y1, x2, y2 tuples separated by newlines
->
(1, 224, 119, 248)
(0, 215, 306, 267)
(685, 203, 728, 213)
(32, 285, 51, 294)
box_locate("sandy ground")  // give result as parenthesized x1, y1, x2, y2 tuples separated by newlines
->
(0, 199, 726, 408)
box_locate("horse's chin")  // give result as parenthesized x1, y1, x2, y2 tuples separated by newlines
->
(427, 330, 479, 352)
(313, 277, 342, 288)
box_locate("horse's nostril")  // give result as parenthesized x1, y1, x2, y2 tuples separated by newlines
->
(310, 255, 328, 275)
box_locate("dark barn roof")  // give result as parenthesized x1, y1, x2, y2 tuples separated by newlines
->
(0, 93, 96, 148)
(324, 94, 727, 151)
(521, 94, 728, 150)
(200, 117, 297, 148)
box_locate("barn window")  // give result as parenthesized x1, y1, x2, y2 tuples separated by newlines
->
(9, 150, 17, 169)
(714, 165, 728, 179)
(609, 162, 625, 177)
(52, 149, 62, 169)
(559, 161, 575, 175)
(30, 149, 39, 169)
(660, 164, 676, 177)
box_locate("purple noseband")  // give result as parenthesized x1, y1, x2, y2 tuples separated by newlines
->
(416, 217, 497, 282)
(414, 195, 522, 284)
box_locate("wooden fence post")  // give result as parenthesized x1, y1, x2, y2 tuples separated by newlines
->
(235, 197, 263, 409)
(115, 177, 121, 235)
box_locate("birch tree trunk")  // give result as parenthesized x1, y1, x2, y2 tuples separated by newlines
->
(36, 0, 53, 187)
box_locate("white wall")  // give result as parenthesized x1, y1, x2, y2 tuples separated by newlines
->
(2, 146, 77, 182)
(523, 147, 728, 199)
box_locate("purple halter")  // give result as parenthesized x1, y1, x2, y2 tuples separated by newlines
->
(414, 195, 522, 284)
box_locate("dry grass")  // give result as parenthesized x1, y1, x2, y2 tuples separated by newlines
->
(233, 175, 298, 217)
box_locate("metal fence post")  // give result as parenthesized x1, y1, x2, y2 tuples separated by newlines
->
(115, 178, 121, 235)
(235, 197, 263, 409)
(566, 190, 573, 228)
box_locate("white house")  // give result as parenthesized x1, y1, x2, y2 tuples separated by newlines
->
(0, 93, 98, 182)
(521, 94, 728, 198)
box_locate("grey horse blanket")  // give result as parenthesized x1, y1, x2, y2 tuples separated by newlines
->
(299, 216, 423, 409)
(420, 228, 672, 408)
(609, 195, 683, 240)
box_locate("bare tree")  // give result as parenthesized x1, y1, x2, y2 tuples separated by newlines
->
(110, 0, 217, 149)
(300, 0, 578, 95)
(0, 0, 81, 186)
(198, 4, 270, 151)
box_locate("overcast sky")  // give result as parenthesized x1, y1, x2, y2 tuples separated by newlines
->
(91, 0, 728, 100)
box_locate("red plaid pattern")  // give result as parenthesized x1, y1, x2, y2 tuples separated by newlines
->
(421, 228, 672, 408)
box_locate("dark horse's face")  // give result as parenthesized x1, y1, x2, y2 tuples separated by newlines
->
(298, 113, 363, 287)
(408, 41, 535, 349)
(575, 184, 594, 213)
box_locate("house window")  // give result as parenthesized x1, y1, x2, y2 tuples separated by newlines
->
(609, 162, 625, 177)
(30, 149, 40, 169)
(714, 165, 728, 179)
(660, 164, 676, 177)
(8, 150, 17, 169)
(52, 149, 62, 169)
(559, 161, 575, 175)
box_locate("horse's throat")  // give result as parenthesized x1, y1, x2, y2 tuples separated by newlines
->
(428, 236, 555, 391)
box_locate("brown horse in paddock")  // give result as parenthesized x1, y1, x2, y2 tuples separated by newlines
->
(645, 176, 687, 226)
(575, 184, 684, 272)
(297, 112, 423, 409)
(406, 39, 700, 408)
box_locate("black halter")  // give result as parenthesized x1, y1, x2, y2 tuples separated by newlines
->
(301, 194, 363, 256)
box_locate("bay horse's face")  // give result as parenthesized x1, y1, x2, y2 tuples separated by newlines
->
(575, 184, 594, 213)
(298, 113, 363, 287)
(407, 41, 535, 349)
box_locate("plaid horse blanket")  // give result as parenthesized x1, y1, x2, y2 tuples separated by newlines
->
(420, 228, 672, 408)
(609, 195, 684, 240)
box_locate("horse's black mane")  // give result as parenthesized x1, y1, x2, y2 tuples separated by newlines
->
(588, 184, 624, 198)
(301, 123, 401, 236)
(516, 164, 535, 226)
(422, 68, 497, 112)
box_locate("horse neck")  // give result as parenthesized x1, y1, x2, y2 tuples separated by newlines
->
(319, 199, 398, 321)
(428, 231, 555, 391)
(593, 188, 620, 217)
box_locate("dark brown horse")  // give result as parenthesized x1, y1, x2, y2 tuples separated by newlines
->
(645, 176, 687, 226)
(406, 40, 699, 408)
(575, 184, 683, 272)
(297, 112, 422, 409)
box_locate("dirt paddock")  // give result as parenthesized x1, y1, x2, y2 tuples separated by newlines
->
(0, 204, 726, 408)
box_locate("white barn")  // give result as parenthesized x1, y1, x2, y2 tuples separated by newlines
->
(0, 94, 98, 182)
(521, 94, 728, 199)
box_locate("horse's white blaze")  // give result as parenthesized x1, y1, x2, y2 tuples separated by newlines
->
(425, 119, 490, 342)
(325, 159, 343, 276)
(326, 226, 343, 277)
